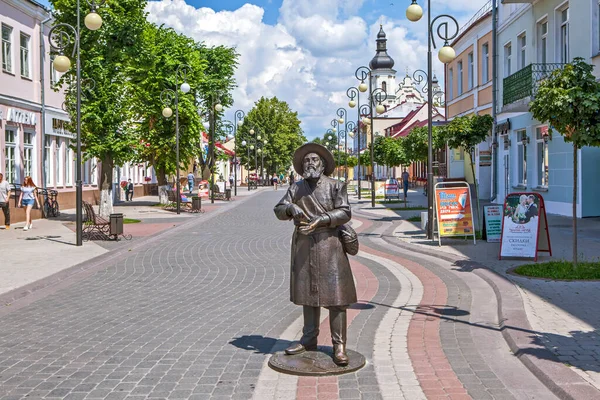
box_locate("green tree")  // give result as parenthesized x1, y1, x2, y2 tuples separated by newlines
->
(128, 24, 207, 190)
(50, 0, 148, 215)
(530, 58, 600, 267)
(195, 44, 239, 180)
(444, 114, 493, 231)
(237, 97, 305, 176)
(402, 127, 429, 163)
(373, 136, 409, 176)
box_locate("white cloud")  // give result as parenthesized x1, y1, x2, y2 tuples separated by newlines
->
(146, 0, 488, 139)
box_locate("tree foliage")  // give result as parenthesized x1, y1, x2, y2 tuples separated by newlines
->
(50, 0, 148, 213)
(530, 58, 600, 266)
(237, 97, 305, 175)
(444, 114, 493, 156)
(373, 136, 409, 168)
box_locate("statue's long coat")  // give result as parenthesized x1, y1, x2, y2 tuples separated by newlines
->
(274, 175, 357, 307)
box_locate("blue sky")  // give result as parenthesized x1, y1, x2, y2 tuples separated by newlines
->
(49, 0, 490, 139)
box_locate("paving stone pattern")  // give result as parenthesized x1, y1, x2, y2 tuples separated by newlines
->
(0, 191, 301, 400)
(357, 213, 516, 400)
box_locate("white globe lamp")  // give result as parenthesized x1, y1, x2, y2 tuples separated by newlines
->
(349, 100, 356, 108)
(84, 12, 103, 31)
(358, 82, 368, 92)
(376, 104, 386, 114)
(438, 45, 456, 63)
(162, 107, 173, 118)
(180, 82, 191, 93)
(53, 55, 71, 73)
(406, 2, 423, 22)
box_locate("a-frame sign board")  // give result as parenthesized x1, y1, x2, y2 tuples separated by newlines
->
(499, 192, 552, 261)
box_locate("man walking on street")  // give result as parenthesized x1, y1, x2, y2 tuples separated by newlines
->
(0, 173, 11, 229)
(125, 179, 134, 202)
(401, 168, 410, 199)
(187, 172, 195, 193)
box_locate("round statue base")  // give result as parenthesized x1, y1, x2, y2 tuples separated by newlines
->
(268, 347, 366, 376)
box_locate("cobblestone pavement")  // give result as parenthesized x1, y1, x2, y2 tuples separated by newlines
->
(0, 189, 587, 399)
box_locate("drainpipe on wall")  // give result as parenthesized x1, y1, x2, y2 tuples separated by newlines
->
(40, 16, 52, 188)
(490, 0, 498, 202)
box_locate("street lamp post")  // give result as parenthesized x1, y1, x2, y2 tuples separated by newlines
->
(48, 0, 104, 246)
(160, 64, 192, 215)
(355, 65, 387, 208)
(201, 97, 223, 203)
(347, 86, 362, 198)
(331, 118, 342, 179)
(336, 109, 347, 180)
(233, 110, 245, 196)
(222, 120, 235, 193)
(345, 121, 356, 181)
(407, 0, 458, 239)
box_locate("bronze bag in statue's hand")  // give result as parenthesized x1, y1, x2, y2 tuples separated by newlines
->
(338, 224, 359, 255)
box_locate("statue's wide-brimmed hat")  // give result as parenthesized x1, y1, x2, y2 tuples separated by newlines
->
(293, 143, 335, 176)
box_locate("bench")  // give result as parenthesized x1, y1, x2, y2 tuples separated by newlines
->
(82, 201, 111, 240)
(211, 184, 230, 201)
(164, 190, 194, 211)
(82, 201, 132, 241)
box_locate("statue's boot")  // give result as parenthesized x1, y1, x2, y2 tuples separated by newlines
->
(330, 307, 349, 366)
(285, 306, 320, 355)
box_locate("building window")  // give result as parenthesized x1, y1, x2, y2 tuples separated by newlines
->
(65, 141, 72, 185)
(539, 20, 548, 63)
(516, 129, 527, 186)
(518, 33, 526, 70)
(45, 136, 52, 186)
(19, 33, 30, 78)
(504, 43, 512, 77)
(55, 138, 62, 185)
(457, 61, 463, 95)
(467, 52, 474, 90)
(382, 81, 387, 92)
(536, 127, 549, 187)
(50, 54, 58, 85)
(560, 7, 569, 63)
(23, 131, 33, 178)
(481, 43, 489, 83)
(4, 128, 17, 183)
(448, 68, 453, 100)
(1, 24, 13, 73)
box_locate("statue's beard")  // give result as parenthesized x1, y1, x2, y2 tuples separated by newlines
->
(303, 166, 322, 179)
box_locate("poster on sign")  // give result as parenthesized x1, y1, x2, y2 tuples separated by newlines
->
(434, 183, 476, 245)
(483, 206, 502, 242)
(499, 193, 552, 260)
(384, 179, 400, 200)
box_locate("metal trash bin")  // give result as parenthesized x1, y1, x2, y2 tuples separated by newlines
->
(110, 213, 124, 236)
(225, 189, 231, 200)
(192, 196, 202, 212)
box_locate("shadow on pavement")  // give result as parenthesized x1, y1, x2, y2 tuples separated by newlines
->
(229, 335, 292, 355)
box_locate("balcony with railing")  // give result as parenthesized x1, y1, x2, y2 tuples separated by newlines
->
(503, 63, 564, 106)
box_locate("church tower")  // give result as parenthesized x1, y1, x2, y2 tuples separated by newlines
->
(369, 26, 397, 108)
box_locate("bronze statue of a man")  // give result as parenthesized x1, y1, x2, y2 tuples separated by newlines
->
(274, 143, 357, 366)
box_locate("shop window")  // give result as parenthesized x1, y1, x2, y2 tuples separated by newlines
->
(4, 128, 17, 183)
(23, 131, 33, 178)
(55, 138, 62, 185)
(65, 141, 72, 186)
(44, 136, 52, 186)
(516, 129, 527, 186)
(536, 126, 549, 187)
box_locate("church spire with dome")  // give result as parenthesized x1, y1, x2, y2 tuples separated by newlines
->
(368, 25, 397, 109)
(369, 25, 395, 70)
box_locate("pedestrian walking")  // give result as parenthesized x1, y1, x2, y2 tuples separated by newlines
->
(18, 176, 40, 231)
(272, 173, 279, 190)
(0, 173, 11, 229)
(401, 168, 410, 199)
(125, 179, 134, 201)
(187, 172, 195, 193)
(229, 173, 234, 188)
(289, 171, 295, 185)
